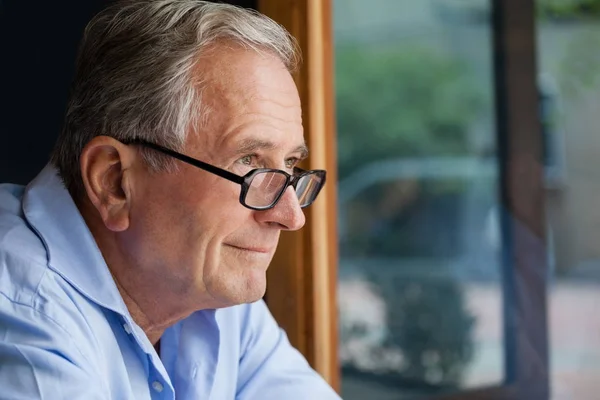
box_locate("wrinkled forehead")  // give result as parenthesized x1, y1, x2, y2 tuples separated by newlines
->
(189, 46, 304, 156)
(200, 45, 300, 109)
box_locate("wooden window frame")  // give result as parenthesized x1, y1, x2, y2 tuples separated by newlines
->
(258, 0, 340, 392)
(260, 0, 550, 398)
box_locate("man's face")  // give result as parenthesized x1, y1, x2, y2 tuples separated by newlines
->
(125, 47, 306, 308)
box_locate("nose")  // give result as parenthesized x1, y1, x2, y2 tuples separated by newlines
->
(254, 186, 306, 230)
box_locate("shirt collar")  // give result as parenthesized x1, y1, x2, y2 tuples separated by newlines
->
(22, 164, 130, 317)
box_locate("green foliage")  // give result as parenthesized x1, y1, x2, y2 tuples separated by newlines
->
(336, 43, 478, 388)
(335, 45, 483, 180)
(538, 0, 600, 19)
(377, 275, 475, 387)
(557, 29, 600, 96)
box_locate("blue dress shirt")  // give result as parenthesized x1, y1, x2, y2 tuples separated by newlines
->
(0, 165, 341, 400)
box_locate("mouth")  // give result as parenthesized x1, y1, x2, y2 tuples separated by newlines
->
(224, 244, 273, 254)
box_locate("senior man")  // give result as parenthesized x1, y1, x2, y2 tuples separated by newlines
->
(0, 1, 340, 399)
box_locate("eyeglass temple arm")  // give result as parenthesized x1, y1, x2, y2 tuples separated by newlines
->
(128, 139, 245, 185)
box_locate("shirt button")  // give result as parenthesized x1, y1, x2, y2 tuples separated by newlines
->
(152, 381, 164, 393)
(123, 323, 132, 335)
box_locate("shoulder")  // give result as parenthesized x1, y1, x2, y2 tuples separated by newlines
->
(0, 267, 106, 374)
(0, 186, 103, 364)
(0, 181, 95, 322)
(0, 183, 49, 306)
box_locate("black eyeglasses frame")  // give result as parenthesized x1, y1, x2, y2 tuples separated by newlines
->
(123, 138, 326, 211)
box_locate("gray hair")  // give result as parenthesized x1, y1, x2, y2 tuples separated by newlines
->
(51, 0, 300, 199)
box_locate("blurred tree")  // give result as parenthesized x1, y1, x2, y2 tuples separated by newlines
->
(336, 44, 481, 388)
(556, 27, 600, 97)
(537, 0, 600, 19)
(335, 45, 484, 180)
(378, 275, 475, 387)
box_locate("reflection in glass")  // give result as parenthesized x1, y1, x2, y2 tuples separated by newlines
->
(334, 1, 503, 398)
(537, 2, 600, 398)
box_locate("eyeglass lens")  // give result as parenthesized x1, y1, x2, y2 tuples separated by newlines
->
(245, 171, 323, 208)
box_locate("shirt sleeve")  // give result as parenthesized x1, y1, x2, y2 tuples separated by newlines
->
(0, 296, 107, 399)
(235, 299, 342, 400)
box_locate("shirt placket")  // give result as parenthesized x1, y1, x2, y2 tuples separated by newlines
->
(122, 318, 175, 400)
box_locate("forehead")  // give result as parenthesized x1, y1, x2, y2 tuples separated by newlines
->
(192, 45, 304, 155)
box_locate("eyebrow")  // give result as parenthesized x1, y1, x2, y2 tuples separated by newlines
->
(235, 138, 309, 159)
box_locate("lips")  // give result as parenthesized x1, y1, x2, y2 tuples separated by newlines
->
(225, 244, 273, 254)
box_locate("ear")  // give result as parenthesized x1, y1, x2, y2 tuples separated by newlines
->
(80, 136, 137, 232)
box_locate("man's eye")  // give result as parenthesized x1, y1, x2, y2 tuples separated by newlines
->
(285, 157, 299, 169)
(239, 155, 255, 166)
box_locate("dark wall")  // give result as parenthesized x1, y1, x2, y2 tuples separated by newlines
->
(0, 0, 257, 185)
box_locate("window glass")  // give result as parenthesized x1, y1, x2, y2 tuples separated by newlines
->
(334, 1, 503, 398)
(536, 2, 600, 398)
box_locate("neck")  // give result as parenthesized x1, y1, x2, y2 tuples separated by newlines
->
(112, 277, 184, 344)
(78, 200, 195, 345)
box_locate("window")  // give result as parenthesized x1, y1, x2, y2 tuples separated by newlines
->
(537, 1, 600, 397)
(335, 1, 503, 397)
(335, 0, 548, 399)
(263, 1, 550, 399)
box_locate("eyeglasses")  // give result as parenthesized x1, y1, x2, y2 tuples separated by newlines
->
(123, 139, 326, 211)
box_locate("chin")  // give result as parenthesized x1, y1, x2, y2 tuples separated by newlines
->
(208, 266, 267, 307)
(239, 267, 268, 303)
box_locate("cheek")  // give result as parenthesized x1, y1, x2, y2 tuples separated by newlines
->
(127, 194, 190, 264)
(203, 209, 252, 259)
(135, 172, 252, 264)
(128, 174, 202, 259)
(180, 187, 251, 257)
